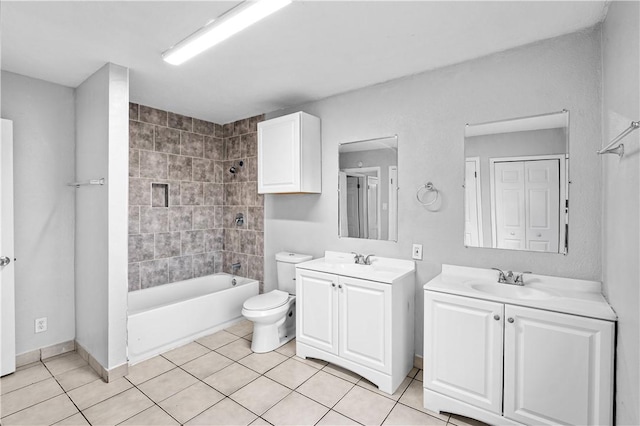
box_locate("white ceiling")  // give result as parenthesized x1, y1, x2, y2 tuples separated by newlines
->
(1, 1, 608, 124)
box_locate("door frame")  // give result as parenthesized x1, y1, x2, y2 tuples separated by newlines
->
(343, 167, 381, 239)
(489, 154, 566, 252)
(464, 157, 484, 247)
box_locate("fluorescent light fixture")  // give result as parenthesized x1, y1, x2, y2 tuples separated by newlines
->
(162, 0, 292, 65)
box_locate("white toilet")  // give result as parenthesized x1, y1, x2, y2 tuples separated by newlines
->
(241, 252, 312, 353)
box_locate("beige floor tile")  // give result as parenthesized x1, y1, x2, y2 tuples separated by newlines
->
(294, 356, 328, 370)
(162, 342, 210, 366)
(225, 320, 254, 337)
(197, 330, 240, 350)
(334, 385, 395, 426)
(55, 365, 101, 392)
(138, 368, 198, 402)
(186, 397, 257, 426)
(244, 334, 253, 342)
(67, 377, 132, 411)
(120, 405, 179, 425)
(43, 353, 88, 376)
(448, 414, 490, 426)
(53, 412, 90, 425)
(250, 417, 271, 425)
(297, 370, 354, 408)
(323, 363, 362, 383)
(126, 356, 175, 385)
(238, 351, 288, 375)
(160, 381, 225, 424)
(203, 363, 260, 396)
(182, 351, 233, 379)
(1, 394, 76, 425)
(263, 391, 329, 425)
(316, 410, 362, 425)
(230, 376, 290, 415)
(383, 403, 447, 425)
(274, 339, 296, 357)
(407, 367, 418, 379)
(215, 338, 253, 361)
(0, 377, 63, 417)
(0, 362, 51, 395)
(264, 358, 319, 390)
(415, 370, 423, 381)
(82, 387, 153, 426)
(398, 380, 450, 421)
(357, 376, 412, 401)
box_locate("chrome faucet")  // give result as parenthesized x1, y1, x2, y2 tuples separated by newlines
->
(492, 268, 531, 286)
(352, 252, 375, 265)
(231, 262, 241, 275)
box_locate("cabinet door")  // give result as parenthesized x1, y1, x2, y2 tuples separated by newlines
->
(296, 270, 338, 354)
(424, 292, 504, 413)
(338, 277, 391, 373)
(504, 305, 614, 425)
(258, 113, 300, 193)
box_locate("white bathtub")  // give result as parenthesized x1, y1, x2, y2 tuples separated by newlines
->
(128, 273, 259, 364)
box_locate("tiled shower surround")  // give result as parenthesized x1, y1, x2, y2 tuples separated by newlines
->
(128, 103, 264, 292)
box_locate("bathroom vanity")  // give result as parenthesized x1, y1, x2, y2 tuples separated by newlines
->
(423, 265, 616, 426)
(295, 251, 415, 394)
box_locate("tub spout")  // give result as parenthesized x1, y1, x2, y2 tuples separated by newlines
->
(231, 262, 241, 275)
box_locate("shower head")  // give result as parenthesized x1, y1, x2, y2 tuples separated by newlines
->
(229, 166, 237, 174)
(229, 160, 244, 174)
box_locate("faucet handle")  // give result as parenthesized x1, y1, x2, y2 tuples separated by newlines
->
(364, 254, 375, 265)
(351, 252, 363, 264)
(491, 267, 506, 282)
(515, 271, 532, 284)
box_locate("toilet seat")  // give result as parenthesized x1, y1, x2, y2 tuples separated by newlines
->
(243, 290, 289, 311)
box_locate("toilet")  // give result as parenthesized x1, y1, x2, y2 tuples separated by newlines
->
(241, 251, 312, 353)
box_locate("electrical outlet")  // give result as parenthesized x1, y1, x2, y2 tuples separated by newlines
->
(412, 244, 423, 260)
(35, 317, 47, 333)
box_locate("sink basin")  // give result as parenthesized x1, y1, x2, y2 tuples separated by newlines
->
(470, 283, 555, 300)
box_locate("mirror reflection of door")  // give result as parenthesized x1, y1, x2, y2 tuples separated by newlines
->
(346, 175, 362, 238)
(367, 176, 379, 239)
(491, 156, 562, 252)
(464, 158, 483, 246)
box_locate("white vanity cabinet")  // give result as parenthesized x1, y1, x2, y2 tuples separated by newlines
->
(424, 267, 616, 426)
(257, 111, 321, 194)
(295, 253, 415, 394)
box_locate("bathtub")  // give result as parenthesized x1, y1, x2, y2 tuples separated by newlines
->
(128, 273, 259, 364)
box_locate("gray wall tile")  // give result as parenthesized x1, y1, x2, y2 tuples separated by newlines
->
(224, 207, 247, 229)
(193, 206, 215, 230)
(155, 127, 181, 155)
(225, 182, 242, 206)
(223, 123, 234, 138)
(214, 123, 224, 139)
(181, 182, 203, 205)
(169, 112, 193, 132)
(194, 119, 215, 136)
(226, 136, 242, 160)
(224, 253, 247, 276)
(240, 230, 256, 256)
(192, 158, 214, 182)
(214, 206, 224, 229)
(139, 105, 167, 126)
(204, 137, 225, 161)
(129, 149, 140, 177)
(241, 133, 257, 158)
(130, 121, 154, 150)
(204, 183, 224, 206)
(193, 252, 216, 278)
(140, 259, 169, 288)
(247, 206, 264, 232)
(213, 161, 224, 183)
(255, 232, 264, 257)
(155, 232, 181, 258)
(129, 179, 151, 206)
(224, 228, 240, 253)
(181, 132, 204, 157)
(169, 206, 193, 231)
(140, 206, 169, 233)
(238, 118, 250, 135)
(169, 181, 181, 206)
(246, 156, 257, 182)
(128, 263, 140, 291)
(168, 155, 192, 181)
(140, 151, 168, 179)
(169, 256, 193, 282)
(129, 103, 139, 121)
(242, 182, 257, 206)
(129, 234, 155, 263)
(205, 229, 224, 252)
(247, 255, 264, 282)
(129, 206, 140, 235)
(182, 230, 205, 255)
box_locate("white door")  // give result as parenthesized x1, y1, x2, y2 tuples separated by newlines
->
(1, 119, 16, 376)
(257, 113, 300, 193)
(424, 292, 504, 414)
(493, 161, 526, 249)
(525, 160, 560, 252)
(388, 166, 398, 241)
(338, 277, 391, 373)
(504, 305, 614, 426)
(295, 270, 338, 354)
(464, 158, 482, 247)
(366, 176, 378, 240)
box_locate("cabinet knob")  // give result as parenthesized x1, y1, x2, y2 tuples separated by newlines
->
(331, 283, 336, 287)
(338, 284, 342, 289)
(493, 314, 500, 321)
(507, 317, 514, 323)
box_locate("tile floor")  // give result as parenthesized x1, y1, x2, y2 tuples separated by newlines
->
(0, 320, 488, 426)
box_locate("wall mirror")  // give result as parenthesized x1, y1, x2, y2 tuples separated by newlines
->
(464, 110, 569, 254)
(338, 136, 398, 241)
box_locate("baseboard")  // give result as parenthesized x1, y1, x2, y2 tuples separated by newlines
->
(76, 341, 128, 383)
(15, 340, 76, 368)
(414, 354, 423, 370)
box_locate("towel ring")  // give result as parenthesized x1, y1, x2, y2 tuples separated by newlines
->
(416, 182, 439, 206)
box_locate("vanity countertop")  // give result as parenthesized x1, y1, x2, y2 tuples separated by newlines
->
(296, 251, 415, 284)
(424, 264, 617, 321)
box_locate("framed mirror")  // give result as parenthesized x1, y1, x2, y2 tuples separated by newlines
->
(464, 110, 569, 254)
(338, 136, 398, 241)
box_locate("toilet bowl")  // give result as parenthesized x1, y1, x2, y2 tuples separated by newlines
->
(242, 252, 312, 353)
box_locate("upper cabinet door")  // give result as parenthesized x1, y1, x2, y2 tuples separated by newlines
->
(258, 112, 321, 194)
(503, 305, 614, 426)
(295, 269, 338, 354)
(424, 291, 504, 414)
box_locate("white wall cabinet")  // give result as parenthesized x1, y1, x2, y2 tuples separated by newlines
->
(257, 111, 321, 194)
(296, 267, 413, 394)
(424, 291, 614, 425)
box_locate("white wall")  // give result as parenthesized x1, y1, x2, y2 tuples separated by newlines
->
(75, 63, 129, 370)
(265, 28, 603, 357)
(1, 71, 76, 355)
(601, 2, 640, 424)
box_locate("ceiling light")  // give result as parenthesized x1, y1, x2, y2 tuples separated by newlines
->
(162, 0, 292, 66)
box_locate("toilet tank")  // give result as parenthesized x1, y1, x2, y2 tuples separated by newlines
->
(276, 252, 313, 294)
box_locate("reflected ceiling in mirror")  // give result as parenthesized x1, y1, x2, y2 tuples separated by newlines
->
(338, 136, 398, 241)
(464, 110, 569, 254)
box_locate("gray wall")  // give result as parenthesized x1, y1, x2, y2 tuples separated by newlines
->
(264, 28, 602, 357)
(601, 1, 640, 424)
(1, 71, 76, 356)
